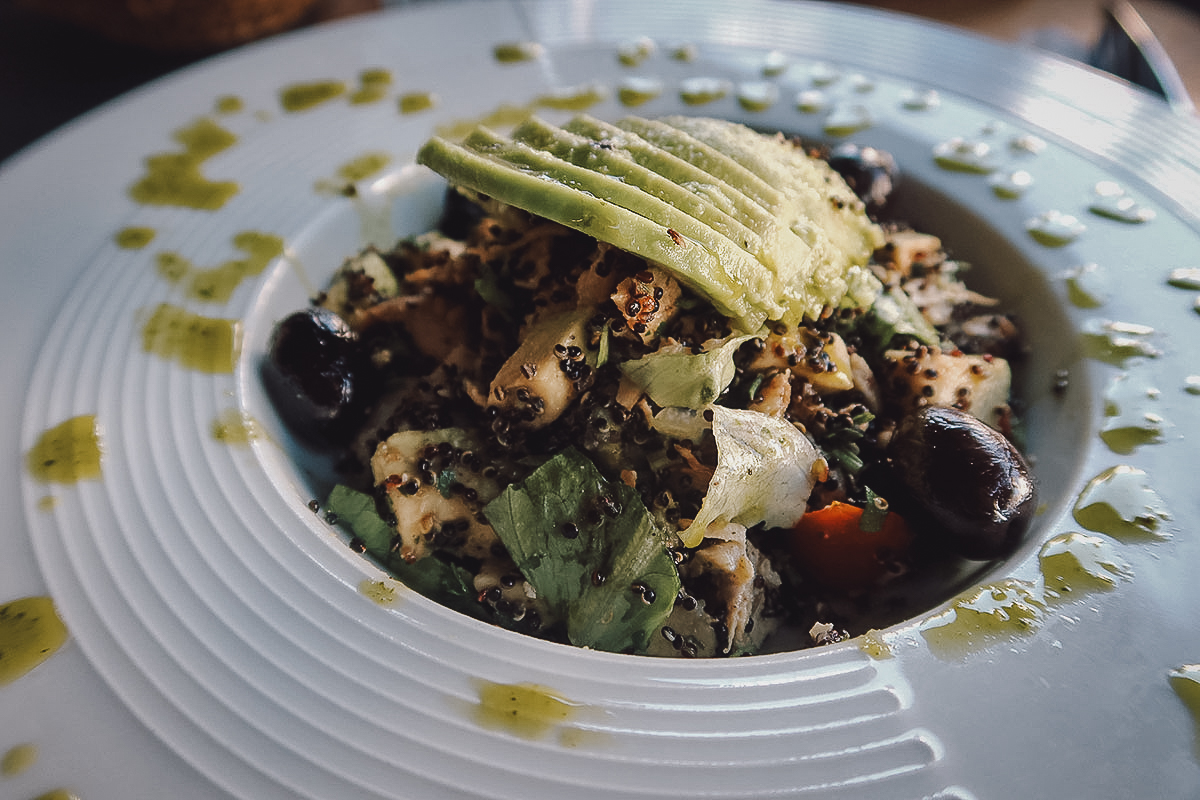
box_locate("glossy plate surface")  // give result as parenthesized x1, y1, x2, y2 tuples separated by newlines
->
(3, 1, 1199, 798)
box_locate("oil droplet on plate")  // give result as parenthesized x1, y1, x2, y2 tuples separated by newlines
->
(762, 49, 787, 76)
(26, 415, 101, 484)
(809, 62, 840, 86)
(1009, 134, 1047, 156)
(1062, 262, 1108, 308)
(0, 597, 68, 685)
(1079, 318, 1160, 366)
(1089, 181, 1155, 223)
(848, 73, 875, 93)
(1072, 465, 1170, 541)
(679, 77, 730, 106)
(31, 790, 79, 800)
(857, 628, 892, 659)
(1039, 531, 1129, 601)
(989, 169, 1033, 200)
(398, 92, 436, 115)
(1167, 267, 1200, 290)
(671, 43, 698, 62)
(921, 579, 1044, 659)
(1100, 373, 1169, 454)
(349, 68, 392, 105)
(536, 83, 607, 112)
(900, 86, 939, 111)
(736, 81, 778, 112)
(616, 36, 655, 67)
(211, 409, 259, 445)
(114, 226, 156, 249)
(338, 152, 392, 183)
(494, 41, 543, 63)
(795, 89, 827, 113)
(932, 137, 997, 173)
(1, 742, 37, 776)
(824, 103, 872, 137)
(1026, 210, 1086, 247)
(1186, 375, 1200, 395)
(214, 94, 243, 114)
(156, 230, 284, 303)
(474, 681, 580, 738)
(128, 117, 239, 210)
(1168, 664, 1200, 759)
(617, 77, 663, 107)
(280, 80, 347, 112)
(359, 579, 399, 606)
(141, 303, 241, 373)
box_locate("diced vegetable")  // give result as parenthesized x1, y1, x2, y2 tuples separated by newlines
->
(789, 500, 912, 593)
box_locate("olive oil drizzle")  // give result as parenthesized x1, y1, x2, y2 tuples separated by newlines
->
(280, 80, 347, 112)
(0, 597, 69, 686)
(141, 303, 241, 374)
(26, 416, 101, 484)
(128, 117, 239, 210)
(1, 743, 37, 776)
(474, 681, 579, 738)
(155, 231, 284, 303)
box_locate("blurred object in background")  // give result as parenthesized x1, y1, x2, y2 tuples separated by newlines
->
(13, 0, 381, 52)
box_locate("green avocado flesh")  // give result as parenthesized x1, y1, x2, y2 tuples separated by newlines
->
(416, 114, 883, 330)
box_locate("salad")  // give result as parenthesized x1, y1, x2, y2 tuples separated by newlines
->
(263, 114, 1036, 657)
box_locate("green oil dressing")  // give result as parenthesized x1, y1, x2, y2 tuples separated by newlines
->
(1100, 373, 1169, 454)
(156, 231, 284, 303)
(31, 790, 78, 800)
(1168, 664, 1200, 760)
(1088, 181, 1155, 223)
(211, 409, 259, 445)
(679, 77, 730, 106)
(214, 95, 243, 114)
(1072, 465, 1171, 541)
(37, 496, 58, 512)
(1063, 262, 1109, 308)
(26, 415, 101, 484)
(350, 69, 392, 105)
(617, 77, 663, 107)
(989, 169, 1034, 200)
(474, 681, 579, 738)
(114, 226, 156, 250)
(616, 36, 655, 67)
(1026, 210, 1086, 246)
(358, 579, 399, 606)
(0, 597, 68, 685)
(338, 152, 392, 183)
(281, 80, 347, 112)
(494, 42, 543, 63)
(141, 303, 241, 374)
(857, 628, 892, 660)
(535, 84, 607, 112)
(823, 103, 873, 137)
(672, 43, 698, 63)
(1, 743, 37, 776)
(736, 81, 778, 112)
(398, 92, 436, 115)
(1186, 375, 1200, 395)
(128, 117, 239, 210)
(920, 579, 1044, 660)
(932, 137, 997, 174)
(1080, 319, 1160, 366)
(1039, 531, 1129, 602)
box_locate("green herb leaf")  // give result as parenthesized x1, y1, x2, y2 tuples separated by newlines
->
(325, 484, 482, 617)
(483, 448, 681, 653)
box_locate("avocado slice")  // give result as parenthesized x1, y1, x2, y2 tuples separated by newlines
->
(415, 114, 883, 330)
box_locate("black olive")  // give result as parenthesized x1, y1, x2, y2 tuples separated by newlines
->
(261, 307, 380, 447)
(886, 406, 1037, 560)
(827, 143, 897, 216)
(436, 186, 487, 240)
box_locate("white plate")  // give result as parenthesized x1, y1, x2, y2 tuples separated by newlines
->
(4, 1, 1199, 797)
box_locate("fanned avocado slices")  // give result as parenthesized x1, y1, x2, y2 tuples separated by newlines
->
(416, 114, 883, 330)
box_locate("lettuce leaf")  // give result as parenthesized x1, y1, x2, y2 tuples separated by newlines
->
(483, 447, 680, 654)
(679, 406, 820, 548)
(325, 484, 483, 618)
(618, 333, 757, 410)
